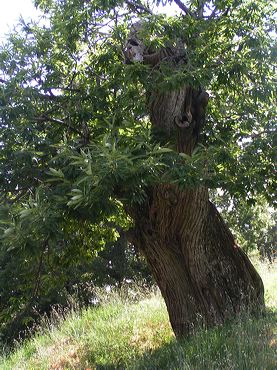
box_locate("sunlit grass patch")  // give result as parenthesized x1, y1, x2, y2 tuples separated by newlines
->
(0, 260, 276, 369)
(256, 260, 277, 308)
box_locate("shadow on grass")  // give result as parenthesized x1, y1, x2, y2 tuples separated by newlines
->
(86, 309, 277, 370)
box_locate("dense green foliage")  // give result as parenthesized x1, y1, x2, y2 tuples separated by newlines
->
(211, 192, 276, 259)
(0, 0, 276, 342)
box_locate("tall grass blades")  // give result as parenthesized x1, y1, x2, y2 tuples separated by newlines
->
(0, 260, 276, 369)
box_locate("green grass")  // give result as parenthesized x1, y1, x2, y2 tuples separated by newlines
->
(0, 260, 276, 370)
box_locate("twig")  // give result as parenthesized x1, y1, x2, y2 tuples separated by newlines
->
(31, 242, 48, 301)
(209, 6, 218, 19)
(174, 0, 194, 17)
(33, 115, 82, 136)
(222, 6, 231, 17)
(209, 4, 233, 19)
(197, 0, 205, 18)
(9, 189, 30, 204)
(125, 0, 153, 15)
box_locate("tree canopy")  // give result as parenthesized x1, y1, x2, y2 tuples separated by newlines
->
(0, 0, 276, 341)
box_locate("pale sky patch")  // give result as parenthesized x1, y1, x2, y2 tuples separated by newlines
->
(0, 0, 41, 39)
(0, 0, 181, 41)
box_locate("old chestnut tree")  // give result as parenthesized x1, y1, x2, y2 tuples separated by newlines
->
(0, 0, 275, 338)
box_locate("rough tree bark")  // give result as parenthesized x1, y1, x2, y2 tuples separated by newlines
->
(132, 184, 264, 338)
(125, 23, 265, 338)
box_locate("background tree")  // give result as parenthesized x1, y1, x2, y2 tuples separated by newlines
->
(0, 0, 275, 339)
(211, 191, 276, 261)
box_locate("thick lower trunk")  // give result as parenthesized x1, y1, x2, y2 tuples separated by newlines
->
(132, 185, 265, 338)
(135, 85, 264, 338)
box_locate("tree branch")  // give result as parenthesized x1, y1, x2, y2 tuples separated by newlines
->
(38, 93, 63, 101)
(209, 2, 235, 19)
(174, 0, 194, 17)
(209, 6, 218, 19)
(31, 242, 47, 301)
(222, 6, 231, 17)
(125, 0, 153, 15)
(33, 115, 82, 135)
(197, 0, 205, 18)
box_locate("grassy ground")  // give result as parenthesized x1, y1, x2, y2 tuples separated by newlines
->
(0, 259, 276, 370)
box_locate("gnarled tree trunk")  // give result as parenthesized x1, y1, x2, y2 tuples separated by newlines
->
(125, 24, 265, 338)
(132, 184, 264, 338)
(132, 85, 264, 338)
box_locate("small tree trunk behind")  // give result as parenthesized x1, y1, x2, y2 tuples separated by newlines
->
(133, 185, 264, 338)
